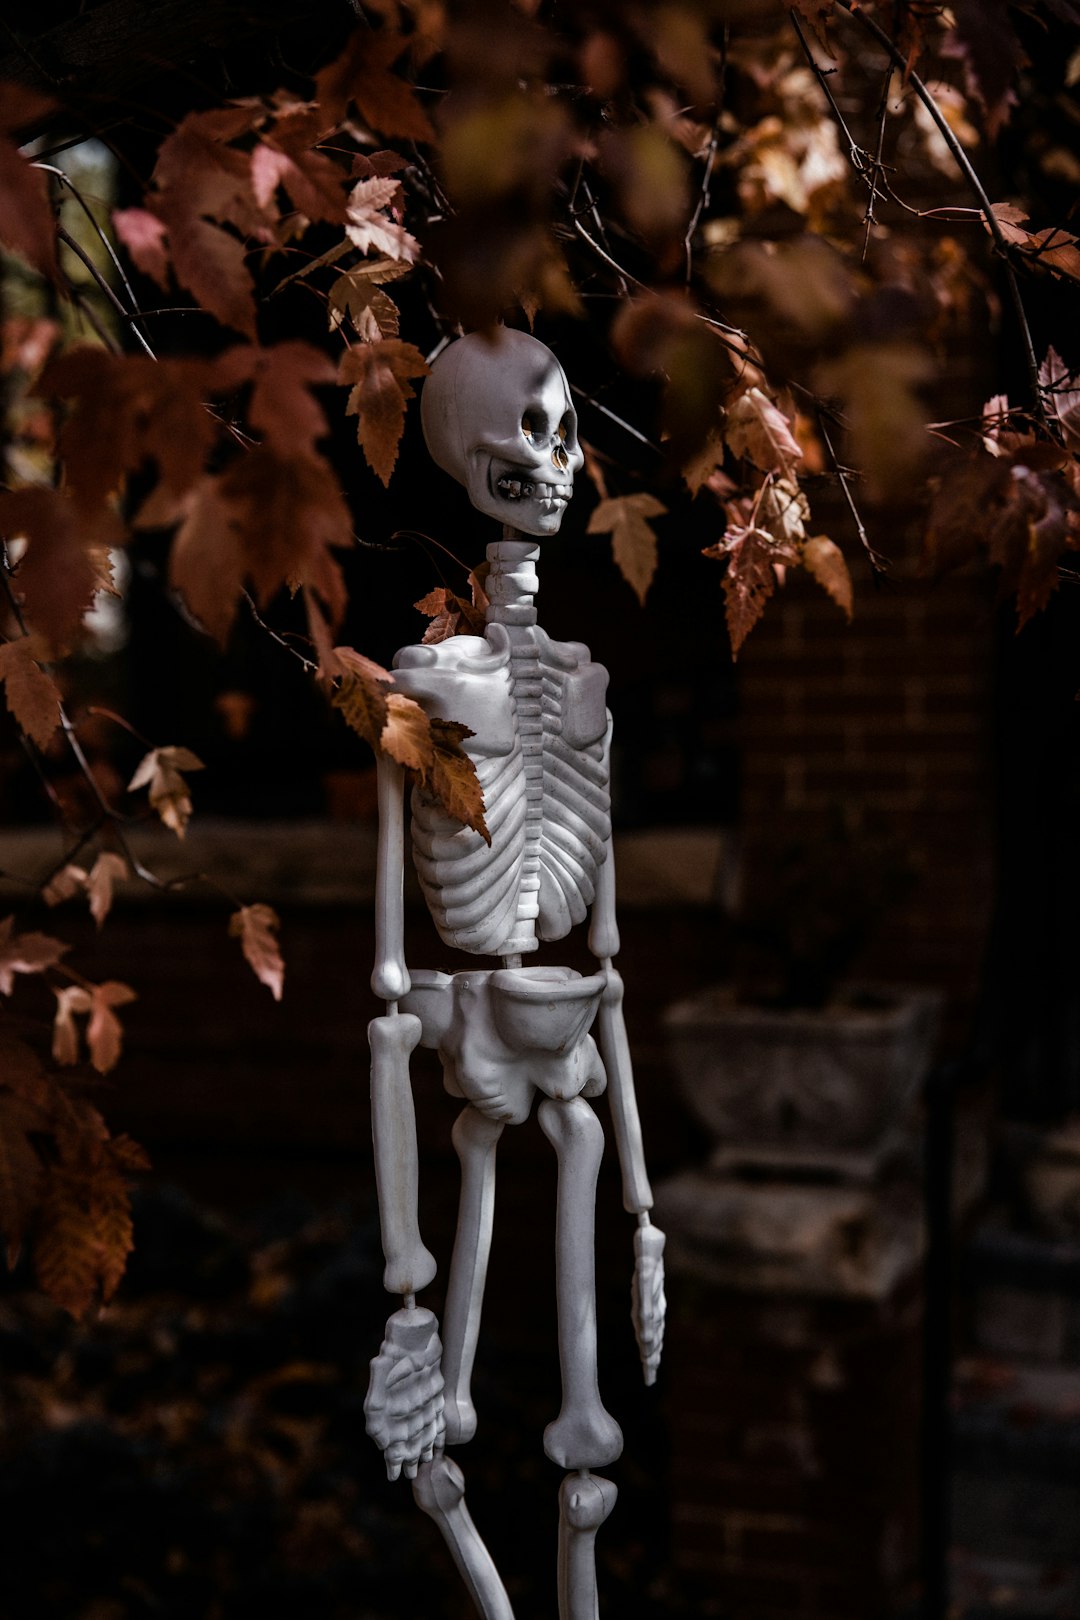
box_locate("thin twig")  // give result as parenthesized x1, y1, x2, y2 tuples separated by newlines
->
(685, 122, 721, 284)
(830, 0, 1046, 428)
(569, 384, 662, 454)
(243, 591, 318, 674)
(35, 163, 155, 350)
(56, 224, 157, 359)
(815, 410, 889, 581)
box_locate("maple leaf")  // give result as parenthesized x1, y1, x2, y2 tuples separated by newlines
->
(87, 982, 138, 1074)
(704, 500, 802, 659)
(0, 488, 105, 652)
(338, 339, 429, 485)
(344, 176, 420, 264)
(587, 494, 666, 606)
(33, 1133, 146, 1315)
(250, 106, 349, 226)
(0, 1090, 46, 1268)
(0, 634, 61, 751)
(128, 746, 205, 838)
(168, 477, 245, 645)
(414, 586, 487, 643)
(0, 129, 59, 283)
(216, 341, 337, 460)
(42, 863, 88, 907)
(112, 207, 171, 289)
(86, 852, 129, 928)
(725, 389, 803, 480)
(52, 984, 92, 1066)
(229, 904, 285, 1001)
(0, 915, 68, 996)
(758, 477, 809, 547)
(315, 30, 435, 141)
(424, 720, 490, 845)
(380, 691, 433, 770)
(331, 649, 392, 748)
(328, 266, 402, 341)
(215, 446, 354, 612)
(1040, 346, 1080, 452)
(803, 535, 853, 620)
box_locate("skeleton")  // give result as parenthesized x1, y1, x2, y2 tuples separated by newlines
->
(364, 327, 666, 1620)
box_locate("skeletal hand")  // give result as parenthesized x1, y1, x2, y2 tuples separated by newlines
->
(631, 1224, 666, 1387)
(365, 1306, 447, 1480)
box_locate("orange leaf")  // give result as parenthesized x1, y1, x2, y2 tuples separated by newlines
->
(315, 31, 434, 141)
(380, 691, 432, 770)
(0, 634, 61, 750)
(345, 176, 420, 263)
(128, 745, 205, 838)
(229, 904, 285, 1001)
(423, 720, 490, 844)
(338, 339, 429, 485)
(168, 477, 246, 645)
(587, 494, 666, 606)
(332, 658, 391, 749)
(0, 1090, 45, 1268)
(86, 982, 137, 1075)
(42, 863, 88, 907)
(52, 984, 92, 1066)
(0, 488, 105, 652)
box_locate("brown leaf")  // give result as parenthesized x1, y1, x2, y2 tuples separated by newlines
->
(338, 339, 429, 485)
(216, 447, 354, 610)
(232, 341, 337, 459)
(1040, 346, 1080, 452)
(332, 655, 391, 749)
(424, 720, 490, 844)
(0, 488, 104, 652)
(52, 984, 92, 1066)
(86, 982, 137, 1074)
(128, 745, 205, 838)
(42, 863, 88, 907)
(704, 500, 802, 659)
(725, 388, 803, 479)
(414, 586, 487, 643)
(0, 1090, 46, 1268)
(0, 915, 68, 996)
(168, 477, 245, 645)
(328, 269, 401, 340)
(86, 852, 128, 928)
(0, 635, 61, 750)
(315, 30, 434, 141)
(817, 342, 931, 504)
(587, 494, 666, 605)
(229, 904, 285, 1001)
(380, 691, 432, 771)
(803, 534, 853, 620)
(33, 1135, 145, 1316)
(344, 176, 420, 263)
(598, 125, 690, 245)
(112, 207, 171, 289)
(0, 133, 59, 282)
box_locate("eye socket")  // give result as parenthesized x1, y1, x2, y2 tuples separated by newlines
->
(521, 413, 536, 440)
(557, 421, 567, 442)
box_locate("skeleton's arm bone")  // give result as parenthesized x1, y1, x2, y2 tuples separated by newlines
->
(369, 1012, 438, 1297)
(372, 753, 411, 1003)
(589, 828, 653, 1215)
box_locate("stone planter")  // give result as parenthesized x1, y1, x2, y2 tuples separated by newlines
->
(664, 984, 943, 1179)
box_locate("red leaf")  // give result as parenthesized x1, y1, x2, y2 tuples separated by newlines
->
(315, 31, 434, 141)
(112, 207, 171, 289)
(0, 488, 104, 652)
(0, 135, 59, 282)
(338, 339, 428, 485)
(0, 635, 61, 751)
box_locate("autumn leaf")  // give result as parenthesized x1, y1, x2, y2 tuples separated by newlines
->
(725, 388, 803, 480)
(0, 1090, 47, 1267)
(758, 477, 809, 547)
(803, 534, 854, 620)
(168, 477, 245, 645)
(86, 852, 129, 928)
(52, 985, 92, 1066)
(42, 863, 88, 908)
(331, 648, 392, 748)
(0, 487, 107, 652)
(380, 691, 433, 771)
(817, 342, 931, 503)
(344, 176, 420, 264)
(0, 109, 60, 283)
(128, 745, 205, 838)
(0, 635, 61, 751)
(87, 982, 138, 1074)
(328, 267, 401, 341)
(215, 447, 354, 617)
(33, 1134, 147, 1316)
(315, 30, 434, 141)
(704, 500, 802, 659)
(0, 915, 68, 995)
(424, 720, 490, 845)
(338, 339, 429, 485)
(1040, 346, 1080, 452)
(414, 586, 487, 643)
(587, 494, 666, 605)
(112, 207, 171, 289)
(229, 904, 285, 1001)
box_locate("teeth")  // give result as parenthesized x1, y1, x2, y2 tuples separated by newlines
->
(495, 476, 572, 502)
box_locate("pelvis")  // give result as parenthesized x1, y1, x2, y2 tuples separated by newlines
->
(401, 966, 607, 1125)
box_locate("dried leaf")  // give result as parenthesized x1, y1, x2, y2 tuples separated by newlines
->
(229, 904, 285, 1001)
(112, 207, 171, 289)
(86, 852, 128, 928)
(414, 586, 486, 642)
(33, 1135, 145, 1316)
(42, 863, 88, 907)
(168, 477, 245, 645)
(316, 30, 434, 141)
(344, 177, 419, 263)
(332, 654, 391, 748)
(0, 487, 105, 652)
(328, 269, 400, 339)
(803, 534, 854, 619)
(0, 1090, 46, 1267)
(817, 342, 931, 504)
(758, 477, 809, 547)
(338, 339, 429, 485)
(725, 388, 803, 479)
(380, 691, 432, 770)
(0, 915, 68, 996)
(86, 982, 137, 1074)
(52, 984, 92, 1066)
(424, 720, 490, 844)
(0, 635, 61, 750)
(1040, 346, 1080, 451)
(704, 498, 802, 659)
(128, 745, 205, 838)
(587, 494, 666, 606)
(0, 131, 59, 282)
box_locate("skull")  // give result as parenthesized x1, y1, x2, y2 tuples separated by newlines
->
(420, 329, 584, 537)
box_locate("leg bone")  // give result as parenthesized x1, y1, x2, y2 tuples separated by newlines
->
(442, 1104, 505, 1444)
(538, 1097, 623, 1470)
(414, 1455, 515, 1620)
(558, 1471, 618, 1620)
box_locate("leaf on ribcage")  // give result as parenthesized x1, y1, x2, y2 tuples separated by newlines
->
(229, 904, 284, 1001)
(380, 692, 432, 772)
(423, 721, 489, 845)
(414, 587, 487, 642)
(332, 651, 392, 750)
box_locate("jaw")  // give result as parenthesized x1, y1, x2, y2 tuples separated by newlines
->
(474, 457, 572, 536)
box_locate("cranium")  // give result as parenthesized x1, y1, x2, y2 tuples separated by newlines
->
(420, 329, 584, 537)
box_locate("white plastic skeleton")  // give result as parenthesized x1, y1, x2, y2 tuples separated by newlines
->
(364, 328, 666, 1620)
